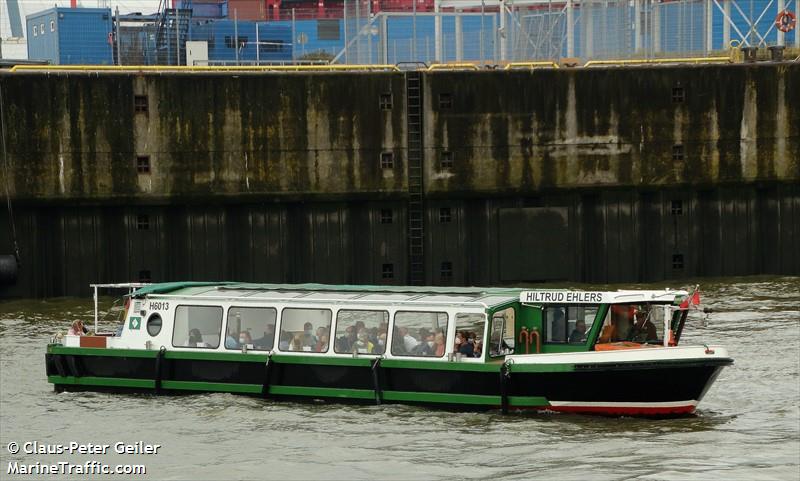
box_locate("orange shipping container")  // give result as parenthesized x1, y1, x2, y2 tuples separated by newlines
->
(227, 0, 267, 20)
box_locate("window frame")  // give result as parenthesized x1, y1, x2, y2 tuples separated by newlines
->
(277, 306, 333, 354)
(171, 304, 224, 349)
(146, 313, 162, 337)
(452, 312, 488, 361)
(542, 305, 599, 345)
(390, 310, 449, 358)
(224, 305, 278, 351)
(333, 308, 390, 355)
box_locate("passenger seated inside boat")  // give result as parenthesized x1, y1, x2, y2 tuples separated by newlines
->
(302, 322, 317, 349)
(253, 324, 275, 350)
(185, 328, 206, 347)
(354, 328, 374, 353)
(569, 320, 587, 343)
(279, 331, 292, 350)
(315, 327, 329, 352)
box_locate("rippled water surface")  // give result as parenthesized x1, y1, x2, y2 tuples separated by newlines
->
(1, 278, 799, 480)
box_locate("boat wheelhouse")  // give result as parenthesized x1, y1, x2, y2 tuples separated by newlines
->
(46, 282, 732, 416)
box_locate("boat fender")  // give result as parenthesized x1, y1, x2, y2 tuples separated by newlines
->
(154, 347, 166, 394)
(371, 357, 383, 405)
(499, 360, 512, 415)
(53, 354, 67, 378)
(66, 355, 81, 378)
(0, 254, 18, 286)
(261, 352, 273, 398)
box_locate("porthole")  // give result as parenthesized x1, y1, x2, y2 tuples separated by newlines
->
(146, 313, 162, 336)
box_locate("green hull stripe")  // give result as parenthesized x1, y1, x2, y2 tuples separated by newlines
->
(164, 351, 268, 363)
(48, 375, 155, 389)
(47, 376, 549, 407)
(47, 345, 157, 358)
(269, 385, 375, 399)
(510, 364, 575, 373)
(272, 355, 374, 367)
(382, 391, 499, 405)
(160, 380, 262, 393)
(380, 359, 501, 372)
(508, 396, 550, 407)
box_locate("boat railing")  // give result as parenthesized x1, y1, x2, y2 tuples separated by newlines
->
(90, 283, 151, 334)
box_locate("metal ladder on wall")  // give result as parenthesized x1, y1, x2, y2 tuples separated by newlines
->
(406, 72, 425, 285)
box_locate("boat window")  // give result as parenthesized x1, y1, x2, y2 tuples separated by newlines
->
(334, 310, 389, 355)
(597, 304, 663, 344)
(544, 306, 598, 344)
(391, 311, 448, 357)
(278, 308, 332, 353)
(489, 307, 515, 356)
(453, 313, 485, 358)
(146, 313, 162, 337)
(172, 306, 223, 349)
(224, 307, 277, 351)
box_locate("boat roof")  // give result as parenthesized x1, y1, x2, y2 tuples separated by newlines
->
(132, 282, 524, 309)
(130, 282, 689, 308)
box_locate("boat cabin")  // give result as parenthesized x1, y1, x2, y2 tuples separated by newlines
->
(65, 283, 691, 360)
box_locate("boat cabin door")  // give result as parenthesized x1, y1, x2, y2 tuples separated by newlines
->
(489, 307, 516, 357)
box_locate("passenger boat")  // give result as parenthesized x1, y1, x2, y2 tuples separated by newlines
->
(45, 282, 733, 416)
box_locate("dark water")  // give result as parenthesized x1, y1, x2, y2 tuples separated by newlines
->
(1, 278, 799, 480)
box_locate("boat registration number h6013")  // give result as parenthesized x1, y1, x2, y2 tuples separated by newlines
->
(148, 301, 170, 311)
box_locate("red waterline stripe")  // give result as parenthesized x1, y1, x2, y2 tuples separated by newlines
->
(544, 404, 697, 416)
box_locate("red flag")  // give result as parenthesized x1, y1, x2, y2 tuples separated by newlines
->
(691, 290, 701, 306)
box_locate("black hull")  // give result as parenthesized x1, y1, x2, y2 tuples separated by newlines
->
(46, 348, 732, 417)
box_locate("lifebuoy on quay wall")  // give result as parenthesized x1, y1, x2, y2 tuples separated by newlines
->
(775, 10, 797, 33)
(0, 254, 18, 285)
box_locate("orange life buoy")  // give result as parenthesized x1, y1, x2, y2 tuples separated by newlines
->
(775, 10, 797, 33)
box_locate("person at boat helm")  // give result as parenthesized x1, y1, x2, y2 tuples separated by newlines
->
(569, 320, 587, 343)
(600, 305, 635, 342)
(239, 331, 253, 347)
(629, 310, 658, 343)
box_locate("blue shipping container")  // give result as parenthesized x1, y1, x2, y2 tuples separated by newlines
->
(191, 20, 293, 61)
(26, 7, 114, 65)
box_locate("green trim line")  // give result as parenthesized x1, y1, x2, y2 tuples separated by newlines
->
(271, 355, 375, 367)
(508, 396, 550, 407)
(269, 385, 375, 399)
(382, 391, 500, 405)
(509, 363, 575, 373)
(164, 350, 268, 363)
(131, 281, 230, 297)
(380, 359, 501, 372)
(48, 375, 155, 389)
(47, 345, 157, 358)
(160, 380, 262, 394)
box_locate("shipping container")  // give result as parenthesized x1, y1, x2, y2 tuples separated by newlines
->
(26, 7, 113, 65)
(190, 20, 292, 61)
